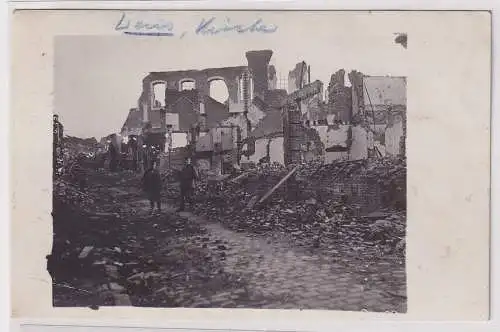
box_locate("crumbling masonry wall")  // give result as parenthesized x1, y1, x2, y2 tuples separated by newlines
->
(137, 50, 274, 139)
(326, 69, 352, 124)
(246, 50, 273, 99)
(139, 66, 247, 121)
(288, 61, 309, 93)
(302, 72, 406, 161)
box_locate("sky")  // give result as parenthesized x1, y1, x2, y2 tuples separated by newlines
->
(54, 12, 408, 139)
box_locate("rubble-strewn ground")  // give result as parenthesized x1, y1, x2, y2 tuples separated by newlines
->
(50, 158, 406, 312)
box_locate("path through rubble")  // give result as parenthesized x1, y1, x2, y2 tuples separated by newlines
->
(133, 197, 406, 313)
(52, 169, 406, 313)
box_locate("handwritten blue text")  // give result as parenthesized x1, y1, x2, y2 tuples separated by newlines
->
(196, 17, 278, 35)
(115, 12, 175, 36)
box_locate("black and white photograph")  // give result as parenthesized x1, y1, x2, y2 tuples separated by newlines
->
(48, 15, 408, 313)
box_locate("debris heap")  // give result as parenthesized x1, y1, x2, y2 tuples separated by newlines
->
(192, 157, 406, 259)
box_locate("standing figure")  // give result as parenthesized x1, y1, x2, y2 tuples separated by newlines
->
(177, 158, 199, 212)
(109, 141, 118, 172)
(142, 161, 162, 213)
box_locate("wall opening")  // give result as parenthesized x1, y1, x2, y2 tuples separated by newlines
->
(152, 81, 167, 108)
(171, 133, 189, 149)
(344, 70, 352, 87)
(180, 80, 196, 91)
(209, 79, 229, 104)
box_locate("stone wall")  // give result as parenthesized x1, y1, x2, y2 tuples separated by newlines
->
(245, 136, 284, 165)
(326, 69, 352, 123)
(288, 61, 309, 93)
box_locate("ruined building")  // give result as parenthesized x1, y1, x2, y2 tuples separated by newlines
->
(283, 68, 407, 163)
(123, 50, 406, 172)
(128, 50, 289, 171)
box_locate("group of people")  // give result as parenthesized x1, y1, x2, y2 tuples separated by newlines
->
(141, 157, 199, 214)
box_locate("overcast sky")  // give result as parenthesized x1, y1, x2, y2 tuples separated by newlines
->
(54, 13, 408, 139)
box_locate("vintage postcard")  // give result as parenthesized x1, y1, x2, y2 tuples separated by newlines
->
(10, 9, 490, 324)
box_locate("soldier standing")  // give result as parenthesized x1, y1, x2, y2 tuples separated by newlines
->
(177, 158, 199, 212)
(142, 161, 162, 214)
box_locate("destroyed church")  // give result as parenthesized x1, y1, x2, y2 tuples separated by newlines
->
(119, 49, 406, 173)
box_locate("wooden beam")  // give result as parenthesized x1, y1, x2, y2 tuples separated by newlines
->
(230, 171, 251, 183)
(258, 165, 300, 204)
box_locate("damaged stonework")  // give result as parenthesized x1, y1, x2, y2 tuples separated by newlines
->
(285, 70, 406, 163)
(385, 112, 405, 157)
(312, 124, 351, 163)
(288, 61, 310, 93)
(354, 75, 407, 157)
(139, 65, 247, 123)
(348, 70, 365, 122)
(326, 69, 352, 124)
(243, 109, 284, 165)
(245, 135, 284, 165)
(137, 49, 274, 134)
(126, 50, 406, 173)
(246, 50, 274, 99)
(129, 49, 278, 173)
(268, 65, 278, 90)
(302, 127, 325, 162)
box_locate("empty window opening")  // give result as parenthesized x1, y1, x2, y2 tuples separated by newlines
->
(171, 133, 188, 149)
(152, 82, 167, 108)
(180, 80, 196, 91)
(209, 79, 229, 104)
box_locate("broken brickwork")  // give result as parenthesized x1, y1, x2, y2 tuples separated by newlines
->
(348, 70, 365, 123)
(245, 50, 273, 99)
(137, 49, 274, 136)
(326, 69, 352, 124)
(288, 61, 309, 93)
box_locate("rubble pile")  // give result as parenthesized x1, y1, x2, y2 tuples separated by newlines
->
(192, 163, 289, 214)
(53, 179, 98, 210)
(51, 168, 240, 307)
(192, 157, 406, 258)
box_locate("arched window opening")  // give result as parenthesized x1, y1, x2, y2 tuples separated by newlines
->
(209, 79, 229, 104)
(152, 81, 167, 109)
(180, 80, 196, 91)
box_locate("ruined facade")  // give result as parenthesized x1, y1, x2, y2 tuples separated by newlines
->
(288, 61, 310, 93)
(128, 50, 297, 172)
(124, 51, 406, 171)
(351, 75, 407, 158)
(283, 70, 407, 164)
(326, 69, 352, 124)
